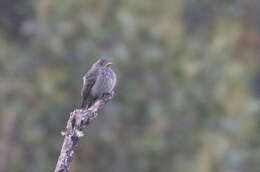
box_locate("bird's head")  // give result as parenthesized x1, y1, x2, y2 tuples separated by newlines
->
(94, 57, 112, 68)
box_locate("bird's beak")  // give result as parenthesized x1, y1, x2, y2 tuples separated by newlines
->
(105, 63, 112, 67)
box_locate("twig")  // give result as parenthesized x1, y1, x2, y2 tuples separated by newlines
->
(54, 92, 114, 172)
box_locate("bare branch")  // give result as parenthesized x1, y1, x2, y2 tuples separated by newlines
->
(54, 92, 114, 172)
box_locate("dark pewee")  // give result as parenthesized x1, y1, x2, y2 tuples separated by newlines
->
(81, 57, 117, 109)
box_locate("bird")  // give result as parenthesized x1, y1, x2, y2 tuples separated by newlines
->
(81, 57, 117, 109)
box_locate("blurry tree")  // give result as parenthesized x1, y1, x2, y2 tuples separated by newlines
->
(0, 0, 259, 172)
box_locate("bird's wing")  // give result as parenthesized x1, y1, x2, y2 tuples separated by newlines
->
(81, 68, 98, 97)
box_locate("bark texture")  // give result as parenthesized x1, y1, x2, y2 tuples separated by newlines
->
(54, 92, 114, 172)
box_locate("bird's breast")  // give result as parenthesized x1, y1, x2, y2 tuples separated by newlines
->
(91, 68, 116, 97)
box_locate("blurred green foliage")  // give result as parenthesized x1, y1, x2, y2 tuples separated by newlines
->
(0, 0, 260, 172)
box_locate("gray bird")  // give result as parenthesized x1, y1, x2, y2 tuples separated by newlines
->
(81, 57, 117, 109)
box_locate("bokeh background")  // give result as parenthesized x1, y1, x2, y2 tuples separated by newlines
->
(0, 0, 260, 172)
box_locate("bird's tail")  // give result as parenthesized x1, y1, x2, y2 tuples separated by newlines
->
(81, 99, 88, 109)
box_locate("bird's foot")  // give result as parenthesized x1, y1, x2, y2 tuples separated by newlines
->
(101, 92, 111, 99)
(99, 91, 114, 102)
